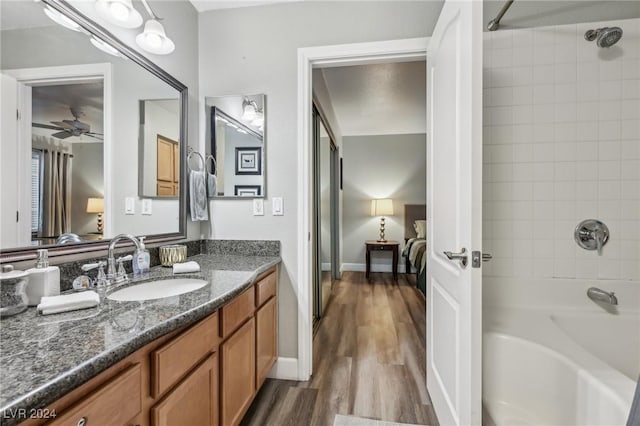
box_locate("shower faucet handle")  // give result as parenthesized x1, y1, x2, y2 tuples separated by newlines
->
(574, 219, 609, 256)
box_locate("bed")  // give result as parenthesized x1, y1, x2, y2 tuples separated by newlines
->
(402, 204, 427, 295)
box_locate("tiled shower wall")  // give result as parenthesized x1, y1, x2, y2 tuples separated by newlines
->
(482, 18, 640, 281)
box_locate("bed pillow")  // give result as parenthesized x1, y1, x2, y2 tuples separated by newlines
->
(414, 220, 427, 239)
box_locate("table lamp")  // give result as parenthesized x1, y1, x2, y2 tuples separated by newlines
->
(370, 198, 394, 242)
(86, 197, 104, 233)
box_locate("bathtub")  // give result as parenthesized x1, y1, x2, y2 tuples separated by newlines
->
(482, 278, 640, 426)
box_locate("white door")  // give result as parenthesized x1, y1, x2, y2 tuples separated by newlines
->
(0, 73, 19, 248)
(426, 1, 483, 425)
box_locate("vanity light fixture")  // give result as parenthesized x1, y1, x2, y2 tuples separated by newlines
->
(43, 5, 82, 32)
(251, 112, 264, 127)
(94, 0, 143, 29)
(242, 98, 258, 121)
(135, 19, 175, 55)
(90, 36, 121, 57)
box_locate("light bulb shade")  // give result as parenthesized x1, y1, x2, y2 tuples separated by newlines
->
(95, 0, 143, 28)
(43, 5, 82, 32)
(251, 112, 264, 127)
(242, 99, 257, 121)
(371, 199, 394, 216)
(90, 36, 120, 57)
(136, 20, 175, 55)
(86, 198, 104, 213)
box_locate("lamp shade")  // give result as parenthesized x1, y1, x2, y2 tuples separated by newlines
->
(86, 198, 104, 214)
(370, 199, 394, 216)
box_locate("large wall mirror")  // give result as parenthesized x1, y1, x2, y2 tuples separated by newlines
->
(205, 94, 265, 198)
(0, 0, 187, 260)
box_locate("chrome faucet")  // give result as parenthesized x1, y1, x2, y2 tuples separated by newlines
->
(107, 234, 143, 284)
(587, 287, 618, 305)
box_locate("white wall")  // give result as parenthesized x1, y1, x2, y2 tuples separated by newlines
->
(342, 134, 427, 271)
(198, 1, 439, 358)
(482, 18, 640, 283)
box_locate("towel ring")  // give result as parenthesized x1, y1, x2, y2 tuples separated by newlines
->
(187, 149, 205, 172)
(206, 154, 217, 175)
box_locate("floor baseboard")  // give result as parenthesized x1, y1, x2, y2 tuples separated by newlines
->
(341, 263, 408, 274)
(267, 357, 300, 381)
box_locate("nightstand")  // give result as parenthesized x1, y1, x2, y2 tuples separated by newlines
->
(365, 240, 399, 281)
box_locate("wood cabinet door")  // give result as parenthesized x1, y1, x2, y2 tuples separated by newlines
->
(220, 318, 255, 426)
(48, 364, 142, 426)
(157, 138, 174, 182)
(255, 297, 277, 389)
(157, 182, 174, 197)
(151, 353, 218, 426)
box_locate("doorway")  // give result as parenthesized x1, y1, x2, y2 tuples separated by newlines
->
(297, 38, 429, 379)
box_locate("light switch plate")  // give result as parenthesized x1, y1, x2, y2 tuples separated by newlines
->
(253, 199, 264, 216)
(125, 197, 135, 215)
(141, 199, 152, 215)
(272, 197, 284, 216)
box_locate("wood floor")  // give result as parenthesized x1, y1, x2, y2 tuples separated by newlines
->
(241, 271, 438, 426)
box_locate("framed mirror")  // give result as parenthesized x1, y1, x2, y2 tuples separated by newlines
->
(0, 0, 187, 261)
(205, 94, 265, 198)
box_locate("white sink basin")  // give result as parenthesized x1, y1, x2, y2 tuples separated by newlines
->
(107, 278, 208, 302)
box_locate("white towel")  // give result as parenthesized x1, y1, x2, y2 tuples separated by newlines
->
(37, 291, 100, 315)
(189, 170, 209, 221)
(173, 261, 201, 274)
(207, 173, 217, 198)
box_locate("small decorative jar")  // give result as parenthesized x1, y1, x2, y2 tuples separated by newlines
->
(0, 265, 29, 318)
(159, 245, 187, 267)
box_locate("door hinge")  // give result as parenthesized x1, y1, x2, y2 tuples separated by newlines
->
(16, 109, 20, 120)
(16, 211, 19, 222)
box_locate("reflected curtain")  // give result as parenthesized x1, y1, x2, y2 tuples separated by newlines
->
(41, 149, 72, 237)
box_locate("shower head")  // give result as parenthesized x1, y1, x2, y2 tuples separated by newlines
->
(584, 27, 623, 48)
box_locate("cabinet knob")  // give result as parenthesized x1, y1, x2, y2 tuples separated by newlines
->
(77, 417, 87, 426)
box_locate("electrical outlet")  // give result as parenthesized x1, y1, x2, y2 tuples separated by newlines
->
(272, 197, 284, 216)
(141, 199, 152, 215)
(125, 197, 135, 215)
(253, 199, 264, 216)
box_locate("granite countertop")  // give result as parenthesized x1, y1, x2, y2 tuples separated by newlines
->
(0, 253, 280, 425)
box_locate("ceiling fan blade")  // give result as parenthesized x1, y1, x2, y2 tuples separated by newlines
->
(86, 132, 104, 136)
(51, 131, 72, 139)
(32, 123, 64, 131)
(85, 133, 104, 140)
(51, 121, 75, 130)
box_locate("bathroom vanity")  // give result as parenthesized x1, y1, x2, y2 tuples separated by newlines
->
(0, 253, 280, 426)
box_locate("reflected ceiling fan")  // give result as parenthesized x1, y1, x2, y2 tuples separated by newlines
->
(32, 107, 103, 140)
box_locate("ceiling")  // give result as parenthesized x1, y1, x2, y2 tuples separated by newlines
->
(189, 0, 298, 12)
(32, 82, 104, 143)
(318, 61, 426, 137)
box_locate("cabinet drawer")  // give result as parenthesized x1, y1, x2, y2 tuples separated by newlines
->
(370, 245, 393, 251)
(220, 287, 254, 339)
(49, 364, 141, 426)
(152, 313, 218, 398)
(255, 271, 276, 308)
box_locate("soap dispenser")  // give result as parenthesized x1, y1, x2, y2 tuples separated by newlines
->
(25, 249, 60, 306)
(132, 236, 150, 276)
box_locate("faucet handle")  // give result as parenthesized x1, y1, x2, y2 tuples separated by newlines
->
(115, 255, 132, 284)
(81, 261, 106, 272)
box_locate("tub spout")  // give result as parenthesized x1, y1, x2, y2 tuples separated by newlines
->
(587, 287, 618, 305)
